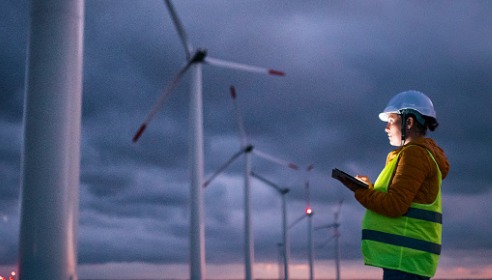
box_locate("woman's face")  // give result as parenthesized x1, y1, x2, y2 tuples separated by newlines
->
(385, 113, 402, 146)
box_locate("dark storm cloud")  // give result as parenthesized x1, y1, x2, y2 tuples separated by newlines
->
(2, 0, 492, 277)
(0, 1, 27, 122)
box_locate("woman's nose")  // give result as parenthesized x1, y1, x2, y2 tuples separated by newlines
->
(384, 123, 390, 132)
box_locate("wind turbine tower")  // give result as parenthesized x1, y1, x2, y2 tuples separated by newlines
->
(250, 171, 291, 280)
(305, 181, 314, 280)
(288, 165, 315, 280)
(132, 2, 284, 280)
(18, 0, 84, 279)
(204, 86, 297, 280)
(315, 200, 343, 280)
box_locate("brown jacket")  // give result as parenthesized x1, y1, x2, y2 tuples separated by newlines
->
(355, 138, 450, 218)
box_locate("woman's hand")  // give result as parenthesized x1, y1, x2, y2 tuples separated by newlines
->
(355, 175, 373, 189)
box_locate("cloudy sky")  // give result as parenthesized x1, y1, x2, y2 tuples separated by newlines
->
(2, 0, 492, 279)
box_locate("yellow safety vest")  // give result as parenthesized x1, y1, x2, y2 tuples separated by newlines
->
(361, 147, 442, 277)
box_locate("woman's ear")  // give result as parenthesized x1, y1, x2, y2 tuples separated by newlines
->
(406, 117, 414, 130)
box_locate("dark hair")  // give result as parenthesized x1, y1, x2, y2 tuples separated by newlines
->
(406, 113, 439, 136)
(425, 116, 439, 131)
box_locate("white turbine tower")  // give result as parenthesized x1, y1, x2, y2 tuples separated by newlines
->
(249, 171, 290, 280)
(315, 199, 343, 280)
(132, 2, 284, 280)
(288, 164, 315, 280)
(305, 165, 315, 280)
(204, 86, 298, 280)
(287, 206, 314, 280)
(18, 0, 84, 279)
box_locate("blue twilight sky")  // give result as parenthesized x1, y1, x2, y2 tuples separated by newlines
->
(1, 0, 492, 279)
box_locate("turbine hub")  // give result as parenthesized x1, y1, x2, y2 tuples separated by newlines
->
(191, 48, 207, 63)
(244, 144, 254, 153)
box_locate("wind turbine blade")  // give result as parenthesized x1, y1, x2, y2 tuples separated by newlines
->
(315, 223, 338, 230)
(203, 147, 249, 188)
(335, 199, 343, 221)
(250, 171, 283, 193)
(306, 163, 315, 172)
(304, 163, 314, 208)
(164, 0, 193, 58)
(305, 180, 311, 209)
(289, 214, 307, 230)
(229, 86, 248, 146)
(132, 62, 191, 143)
(252, 149, 299, 170)
(205, 56, 285, 76)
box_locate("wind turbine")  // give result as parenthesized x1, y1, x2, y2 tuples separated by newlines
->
(305, 165, 315, 280)
(249, 171, 290, 280)
(204, 86, 298, 280)
(315, 199, 343, 280)
(288, 164, 315, 280)
(131, 2, 284, 280)
(18, 1, 83, 279)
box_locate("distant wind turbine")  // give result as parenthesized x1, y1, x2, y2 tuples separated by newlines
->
(131, 2, 285, 280)
(204, 86, 297, 280)
(315, 199, 343, 280)
(305, 165, 315, 280)
(288, 165, 315, 280)
(250, 171, 290, 280)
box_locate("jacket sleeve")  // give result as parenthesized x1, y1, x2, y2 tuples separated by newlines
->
(354, 146, 432, 218)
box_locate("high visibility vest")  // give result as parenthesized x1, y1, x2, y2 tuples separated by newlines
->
(361, 147, 442, 277)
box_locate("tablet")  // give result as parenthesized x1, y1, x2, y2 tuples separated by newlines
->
(331, 168, 369, 190)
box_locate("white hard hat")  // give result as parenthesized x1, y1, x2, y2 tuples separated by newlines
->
(379, 90, 437, 122)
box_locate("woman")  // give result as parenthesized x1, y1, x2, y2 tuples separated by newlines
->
(354, 90, 450, 279)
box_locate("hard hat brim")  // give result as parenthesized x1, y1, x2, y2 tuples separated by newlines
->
(379, 111, 396, 122)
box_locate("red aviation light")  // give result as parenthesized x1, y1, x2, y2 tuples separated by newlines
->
(306, 207, 313, 215)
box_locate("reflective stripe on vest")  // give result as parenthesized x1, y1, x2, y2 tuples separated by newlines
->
(361, 146, 442, 277)
(404, 207, 442, 224)
(362, 229, 441, 255)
